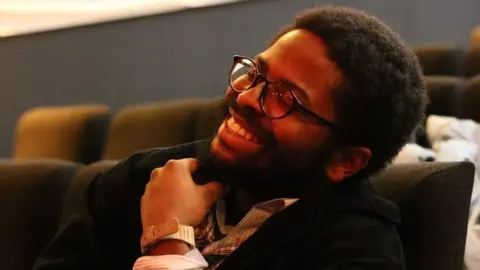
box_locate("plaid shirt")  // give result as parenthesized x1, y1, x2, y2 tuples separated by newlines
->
(195, 198, 298, 270)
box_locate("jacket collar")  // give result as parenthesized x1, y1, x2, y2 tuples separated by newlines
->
(216, 174, 401, 270)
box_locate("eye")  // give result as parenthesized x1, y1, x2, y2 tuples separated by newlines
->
(247, 70, 256, 80)
(290, 87, 309, 106)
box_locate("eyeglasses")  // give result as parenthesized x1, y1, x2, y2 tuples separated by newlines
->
(229, 55, 337, 130)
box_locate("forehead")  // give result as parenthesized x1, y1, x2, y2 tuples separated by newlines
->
(258, 29, 343, 118)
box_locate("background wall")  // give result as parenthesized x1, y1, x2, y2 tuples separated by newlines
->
(1, 0, 480, 156)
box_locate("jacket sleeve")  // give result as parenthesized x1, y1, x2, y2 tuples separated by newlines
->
(33, 215, 105, 270)
(317, 212, 405, 270)
(33, 152, 150, 270)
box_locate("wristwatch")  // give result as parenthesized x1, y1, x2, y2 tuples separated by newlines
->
(140, 218, 195, 254)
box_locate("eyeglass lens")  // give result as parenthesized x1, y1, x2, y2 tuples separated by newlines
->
(230, 58, 294, 118)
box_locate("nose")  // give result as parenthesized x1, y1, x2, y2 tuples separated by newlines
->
(235, 82, 265, 114)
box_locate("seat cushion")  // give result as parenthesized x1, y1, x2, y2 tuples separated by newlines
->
(463, 47, 480, 77)
(462, 75, 480, 122)
(413, 45, 464, 76)
(193, 99, 225, 142)
(470, 26, 480, 47)
(425, 76, 465, 118)
(102, 100, 213, 160)
(59, 160, 119, 228)
(0, 159, 82, 270)
(372, 162, 474, 270)
(13, 105, 111, 163)
(78, 113, 111, 164)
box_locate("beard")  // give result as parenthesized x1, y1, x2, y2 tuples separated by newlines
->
(194, 97, 336, 200)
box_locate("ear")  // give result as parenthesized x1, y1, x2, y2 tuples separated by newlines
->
(326, 147, 372, 183)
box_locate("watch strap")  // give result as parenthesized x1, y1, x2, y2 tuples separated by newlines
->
(140, 219, 195, 254)
(162, 224, 195, 247)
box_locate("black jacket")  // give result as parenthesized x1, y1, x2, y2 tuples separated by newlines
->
(34, 141, 405, 270)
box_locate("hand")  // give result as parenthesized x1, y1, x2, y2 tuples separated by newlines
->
(141, 158, 224, 230)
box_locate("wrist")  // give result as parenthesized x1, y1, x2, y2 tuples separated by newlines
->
(147, 239, 192, 256)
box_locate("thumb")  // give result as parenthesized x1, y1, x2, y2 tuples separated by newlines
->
(199, 182, 225, 205)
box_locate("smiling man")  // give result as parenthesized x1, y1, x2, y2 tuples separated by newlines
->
(35, 6, 427, 270)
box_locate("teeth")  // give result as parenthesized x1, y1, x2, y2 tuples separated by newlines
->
(232, 123, 241, 132)
(226, 117, 258, 143)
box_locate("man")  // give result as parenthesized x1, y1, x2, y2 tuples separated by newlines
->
(35, 6, 427, 270)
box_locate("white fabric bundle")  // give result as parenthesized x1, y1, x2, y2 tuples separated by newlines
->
(433, 139, 478, 163)
(393, 143, 436, 163)
(426, 115, 478, 142)
(426, 115, 480, 270)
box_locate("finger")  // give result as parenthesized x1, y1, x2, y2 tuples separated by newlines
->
(177, 158, 199, 173)
(199, 182, 225, 205)
(162, 158, 197, 172)
(150, 167, 162, 180)
(145, 178, 154, 192)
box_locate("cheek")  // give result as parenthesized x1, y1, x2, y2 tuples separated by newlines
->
(271, 120, 327, 152)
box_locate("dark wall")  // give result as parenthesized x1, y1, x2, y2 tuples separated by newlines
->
(1, 0, 479, 157)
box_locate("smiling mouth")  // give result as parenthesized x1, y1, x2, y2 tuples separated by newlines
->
(225, 116, 260, 143)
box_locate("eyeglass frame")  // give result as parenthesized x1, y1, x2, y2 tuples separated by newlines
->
(229, 55, 337, 131)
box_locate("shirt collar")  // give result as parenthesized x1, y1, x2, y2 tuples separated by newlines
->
(215, 198, 299, 235)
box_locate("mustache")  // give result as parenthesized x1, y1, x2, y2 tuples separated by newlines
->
(219, 95, 256, 122)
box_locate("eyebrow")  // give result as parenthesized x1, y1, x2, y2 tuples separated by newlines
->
(254, 55, 313, 108)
